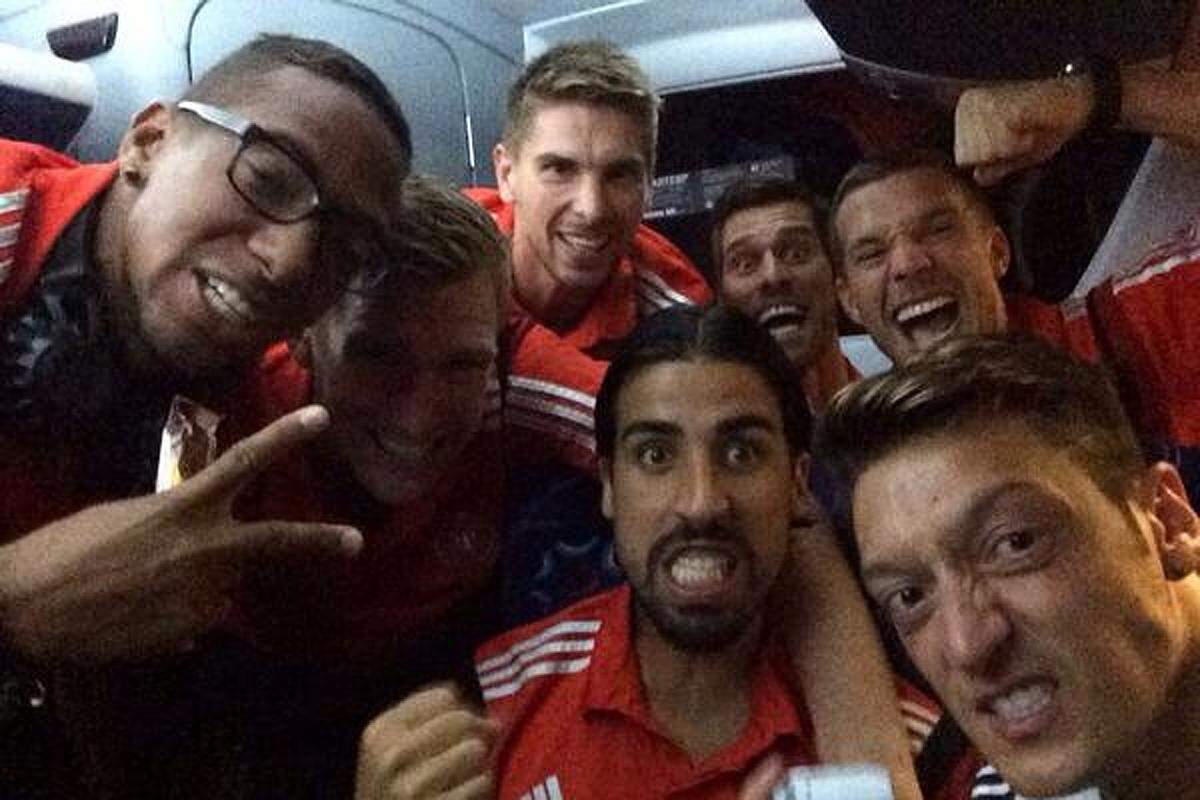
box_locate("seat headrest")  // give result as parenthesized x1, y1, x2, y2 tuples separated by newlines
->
(0, 43, 98, 150)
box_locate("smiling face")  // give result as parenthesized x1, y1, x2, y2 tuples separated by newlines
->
(601, 359, 798, 652)
(104, 65, 407, 379)
(853, 417, 1191, 796)
(495, 101, 649, 305)
(833, 167, 1009, 364)
(304, 270, 500, 507)
(718, 201, 837, 370)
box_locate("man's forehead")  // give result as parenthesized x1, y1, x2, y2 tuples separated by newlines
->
(617, 360, 783, 430)
(724, 201, 818, 248)
(838, 168, 970, 237)
(521, 100, 648, 160)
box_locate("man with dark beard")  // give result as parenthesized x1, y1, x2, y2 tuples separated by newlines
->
(353, 306, 959, 800)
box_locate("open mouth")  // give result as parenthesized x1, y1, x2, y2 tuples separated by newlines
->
(199, 273, 262, 328)
(557, 230, 612, 255)
(369, 428, 428, 466)
(757, 303, 807, 334)
(979, 678, 1058, 742)
(893, 294, 959, 347)
(663, 545, 739, 600)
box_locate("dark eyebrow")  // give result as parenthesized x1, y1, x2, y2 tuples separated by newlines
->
(605, 156, 646, 175)
(619, 420, 680, 443)
(534, 152, 577, 167)
(918, 207, 960, 227)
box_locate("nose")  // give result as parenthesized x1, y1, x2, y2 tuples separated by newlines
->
(248, 216, 321, 292)
(760, 251, 793, 292)
(887, 235, 933, 282)
(937, 575, 1012, 674)
(572, 174, 608, 224)
(673, 450, 731, 529)
(388, 368, 442, 445)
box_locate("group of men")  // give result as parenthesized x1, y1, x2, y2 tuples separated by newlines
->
(2, 13, 1200, 800)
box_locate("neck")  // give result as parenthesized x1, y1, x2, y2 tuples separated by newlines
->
(1101, 580, 1200, 799)
(510, 234, 605, 331)
(633, 609, 762, 761)
(798, 337, 851, 412)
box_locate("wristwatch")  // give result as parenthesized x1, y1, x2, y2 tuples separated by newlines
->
(0, 646, 46, 729)
(1061, 56, 1123, 134)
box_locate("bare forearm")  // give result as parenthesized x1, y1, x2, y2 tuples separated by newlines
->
(783, 527, 922, 800)
(1119, 61, 1200, 149)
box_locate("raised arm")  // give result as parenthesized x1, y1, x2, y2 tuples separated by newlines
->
(772, 496, 922, 800)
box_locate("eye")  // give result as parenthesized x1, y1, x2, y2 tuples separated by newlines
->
(540, 159, 576, 181)
(634, 440, 672, 470)
(728, 254, 757, 275)
(722, 439, 761, 471)
(774, 239, 813, 265)
(988, 528, 1043, 565)
(879, 584, 931, 633)
(852, 248, 885, 270)
(607, 162, 645, 185)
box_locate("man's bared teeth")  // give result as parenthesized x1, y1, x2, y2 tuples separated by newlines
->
(202, 275, 255, 324)
(669, 550, 733, 589)
(757, 304, 805, 328)
(560, 232, 609, 251)
(895, 295, 955, 324)
(990, 682, 1053, 722)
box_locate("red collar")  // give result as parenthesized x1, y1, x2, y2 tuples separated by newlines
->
(582, 586, 811, 775)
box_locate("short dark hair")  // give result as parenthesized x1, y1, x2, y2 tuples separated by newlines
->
(595, 304, 812, 460)
(710, 177, 821, 279)
(827, 149, 995, 269)
(815, 333, 1146, 509)
(504, 39, 658, 172)
(345, 175, 509, 315)
(184, 33, 412, 175)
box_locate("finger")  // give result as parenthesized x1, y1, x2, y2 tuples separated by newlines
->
(739, 752, 785, 800)
(393, 736, 493, 798)
(442, 773, 495, 800)
(379, 684, 476, 733)
(376, 709, 495, 780)
(205, 519, 362, 569)
(179, 405, 331, 505)
(974, 160, 1027, 187)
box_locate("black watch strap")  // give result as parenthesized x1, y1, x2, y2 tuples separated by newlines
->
(0, 646, 46, 729)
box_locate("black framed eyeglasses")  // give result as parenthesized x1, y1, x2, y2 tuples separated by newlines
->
(177, 100, 321, 223)
(177, 100, 392, 284)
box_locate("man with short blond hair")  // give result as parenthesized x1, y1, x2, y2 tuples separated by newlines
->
(468, 40, 710, 474)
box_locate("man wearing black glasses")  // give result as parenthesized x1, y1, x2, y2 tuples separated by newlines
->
(0, 34, 411, 797)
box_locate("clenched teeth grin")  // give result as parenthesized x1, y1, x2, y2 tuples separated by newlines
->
(201, 275, 257, 325)
(559, 231, 611, 253)
(668, 549, 734, 590)
(988, 681, 1054, 723)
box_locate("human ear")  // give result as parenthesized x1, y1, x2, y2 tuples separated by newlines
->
(989, 225, 1011, 280)
(599, 457, 615, 521)
(1144, 462, 1200, 580)
(115, 101, 172, 186)
(494, 142, 516, 204)
(791, 453, 818, 527)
